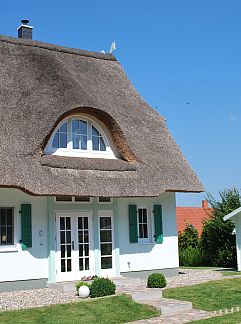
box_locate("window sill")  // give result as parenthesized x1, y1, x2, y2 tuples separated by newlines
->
(138, 241, 154, 246)
(0, 246, 18, 253)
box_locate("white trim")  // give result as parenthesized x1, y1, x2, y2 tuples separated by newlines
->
(98, 210, 115, 277)
(17, 25, 33, 30)
(137, 206, 153, 244)
(224, 207, 241, 221)
(0, 205, 18, 251)
(44, 115, 118, 159)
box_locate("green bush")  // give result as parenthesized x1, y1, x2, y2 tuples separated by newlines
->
(75, 281, 91, 292)
(89, 277, 116, 298)
(179, 246, 207, 266)
(178, 224, 199, 250)
(147, 273, 166, 288)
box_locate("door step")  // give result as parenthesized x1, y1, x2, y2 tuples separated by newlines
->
(48, 282, 77, 292)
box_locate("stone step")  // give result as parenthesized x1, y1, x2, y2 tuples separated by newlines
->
(137, 298, 193, 315)
(48, 282, 76, 292)
(131, 289, 162, 301)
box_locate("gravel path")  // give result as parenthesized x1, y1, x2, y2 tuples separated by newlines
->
(0, 269, 233, 312)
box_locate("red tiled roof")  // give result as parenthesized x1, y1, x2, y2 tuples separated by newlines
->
(176, 201, 212, 236)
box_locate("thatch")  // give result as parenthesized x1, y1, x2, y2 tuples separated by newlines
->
(0, 35, 204, 196)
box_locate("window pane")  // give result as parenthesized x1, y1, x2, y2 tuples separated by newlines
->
(92, 136, 99, 150)
(101, 243, 112, 256)
(85, 258, 89, 270)
(143, 224, 148, 238)
(61, 245, 65, 258)
(80, 121, 87, 135)
(60, 133, 67, 148)
(84, 244, 89, 256)
(61, 259, 66, 272)
(100, 230, 112, 242)
(56, 196, 72, 202)
(79, 258, 83, 271)
(52, 133, 59, 148)
(101, 257, 112, 269)
(81, 135, 87, 150)
(100, 217, 111, 229)
(99, 197, 111, 203)
(60, 122, 67, 133)
(75, 196, 91, 202)
(92, 126, 99, 137)
(66, 231, 71, 243)
(73, 134, 80, 149)
(79, 244, 83, 257)
(139, 224, 143, 238)
(67, 259, 72, 272)
(100, 137, 106, 151)
(72, 120, 79, 133)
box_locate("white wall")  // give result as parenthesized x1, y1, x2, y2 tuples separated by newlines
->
(117, 192, 179, 273)
(0, 189, 48, 282)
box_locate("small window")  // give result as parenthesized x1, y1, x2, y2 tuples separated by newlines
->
(0, 207, 14, 245)
(99, 216, 113, 269)
(98, 197, 112, 203)
(74, 197, 91, 203)
(138, 208, 151, 242)
(55, 196, 72, 202)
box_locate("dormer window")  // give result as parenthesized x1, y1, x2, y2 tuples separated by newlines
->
(45, 115, 119, 159)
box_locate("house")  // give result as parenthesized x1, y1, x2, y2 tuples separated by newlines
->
(176, 200, 212, 236)
(224, 208, 241, 271)
(0, 21, 203, 292)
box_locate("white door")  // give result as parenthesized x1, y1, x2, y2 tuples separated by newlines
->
(56, 211, 94, 282)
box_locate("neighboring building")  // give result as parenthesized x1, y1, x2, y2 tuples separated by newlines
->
(176, 200, 212, 236)
(224, 208, 241, 271)
(0, 21, 203, 291)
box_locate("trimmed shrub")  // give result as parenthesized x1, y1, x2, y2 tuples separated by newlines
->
(89, 277, 116, 298)
(75, 281, 91, 292)
(147, 273, 166, 288)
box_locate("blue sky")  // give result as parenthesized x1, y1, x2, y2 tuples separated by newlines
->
(1, 1, 241, 206)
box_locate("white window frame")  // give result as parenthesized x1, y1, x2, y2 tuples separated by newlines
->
(0, 206, 18, 252)
(45, 115, 117, 159)
(98, 210, 115, 276)
(137, 206, 152, 244)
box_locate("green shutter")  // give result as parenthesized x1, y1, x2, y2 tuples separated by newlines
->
(21, 204, 32, 248)
(129, 205, 138, 243)
(154, 204, 163, 244)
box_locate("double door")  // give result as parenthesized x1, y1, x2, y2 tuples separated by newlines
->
(56, 211, 94, 282)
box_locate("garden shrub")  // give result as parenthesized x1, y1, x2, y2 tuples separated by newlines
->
(179, 246, 206, 266)
(75, 281, 91, 292)
(89, 277, 116, 298)
(147, 273, 166, 288)
(178, 224, 199, 250)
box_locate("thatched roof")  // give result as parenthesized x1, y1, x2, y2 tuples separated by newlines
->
(0, 35, 203, 197)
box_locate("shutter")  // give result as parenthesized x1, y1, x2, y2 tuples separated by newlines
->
(129, 205, 138, 243)
(154, 204, 163, 244)
(21, 204, 32, 248)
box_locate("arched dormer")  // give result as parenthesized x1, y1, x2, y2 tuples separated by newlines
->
(44, 114, 120, 159)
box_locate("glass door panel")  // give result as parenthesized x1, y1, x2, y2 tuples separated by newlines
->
(99, 216, 113, 269)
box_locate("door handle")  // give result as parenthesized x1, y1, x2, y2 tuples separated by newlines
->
(72, 241, 74, 250)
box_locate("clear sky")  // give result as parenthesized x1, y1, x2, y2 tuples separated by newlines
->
(1, 1, 241, 206)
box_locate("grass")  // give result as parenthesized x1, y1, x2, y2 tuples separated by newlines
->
(163, 278, 241, 311)
(221, 271, 241, 276)
(191, 312, 241, 323)
(0, 294, 159, 324)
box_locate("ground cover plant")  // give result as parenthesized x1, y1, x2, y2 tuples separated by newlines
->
(0, 294, 159, 324)
(163, 278, 241, 311)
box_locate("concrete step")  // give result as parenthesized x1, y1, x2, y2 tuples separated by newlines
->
(131, 289, 162, 301)
(48, 282, 76, 292)
(137, 297, 192, 315)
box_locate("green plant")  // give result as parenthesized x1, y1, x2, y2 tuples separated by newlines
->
(75, 281, 91, 292)
(178, 224, 200, 250)
(89, 277, 116, 298)
(200, 188, 240, 267)
(147, 273, 166, 288)
(179, 246, 206, 267)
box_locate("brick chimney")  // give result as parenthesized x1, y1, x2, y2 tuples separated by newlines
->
(202, 200, 209, 209)
(18, 19, 33, 40)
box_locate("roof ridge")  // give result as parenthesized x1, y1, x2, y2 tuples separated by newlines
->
(0, 35, 117, 61)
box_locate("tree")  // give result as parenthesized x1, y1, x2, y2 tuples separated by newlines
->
(200, 188, 241, 267)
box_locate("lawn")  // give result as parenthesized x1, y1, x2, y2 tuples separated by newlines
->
(163, 278, 241, 311)
(191, 312, 241, 323)
(0, 294, 159, 324)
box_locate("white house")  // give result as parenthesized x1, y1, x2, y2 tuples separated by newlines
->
(224, 207, 241, 271)
(0, 21, 203, 291)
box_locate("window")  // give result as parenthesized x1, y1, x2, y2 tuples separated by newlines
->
(0, 208, 14, 245)
(55, 196, 91, 203)
(45, 116, 118, 159)
(98, 197, 112, 203)
(138, 208, 151, 242)
(99, 216, 113, 269)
